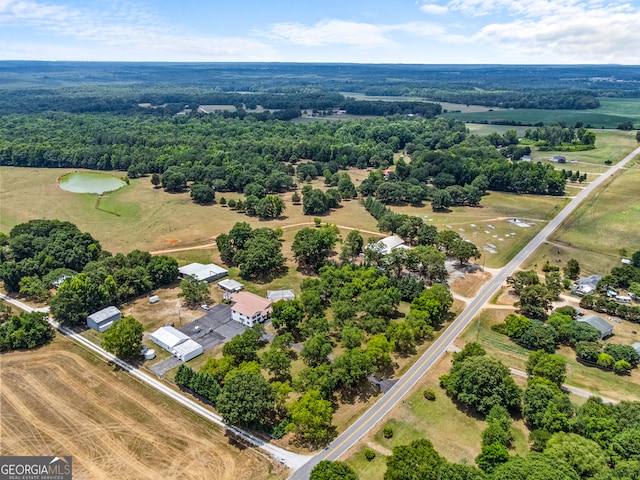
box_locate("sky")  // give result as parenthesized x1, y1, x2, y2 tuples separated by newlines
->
(0, 0, 638, 64)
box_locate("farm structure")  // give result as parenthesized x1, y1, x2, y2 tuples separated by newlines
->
(367, 235, 410, 256)
(577, 314, 614, 339)
(149, 326, 203, 361)
(230, 292, 273, 328)
(267, 290, 295, 302)
(218, 279, 244, 293)
(87, 306, 120, 332)
(178, 262, 228, 282)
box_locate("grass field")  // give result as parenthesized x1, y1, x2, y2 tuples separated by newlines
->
(524, 165, 640, 276)
(443, 98, 640, 129)
(0, 337, 285, 480)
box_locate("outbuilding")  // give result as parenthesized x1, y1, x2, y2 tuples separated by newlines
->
(178, 262, 228, 283)
(218, 279, 244, 293)
(267, 290, 295, 302)
(149, 325, 203, 362)
(577, 314, 613, 339)
(87, 306, 121, 333)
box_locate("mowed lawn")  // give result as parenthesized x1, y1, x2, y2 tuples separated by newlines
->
(0, 337, 285, 480)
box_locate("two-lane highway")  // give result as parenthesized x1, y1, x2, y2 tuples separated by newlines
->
(290, 146, 640, 479)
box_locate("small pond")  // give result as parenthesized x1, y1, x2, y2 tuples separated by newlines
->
(59, 172, 126, 194)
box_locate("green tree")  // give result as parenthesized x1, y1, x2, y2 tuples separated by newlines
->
(492, 452, 579, 480)
(386, 321, 415, 354)
(301, 333, 333, 367)
(544, 432, 608, 478)
(190, 183, 215, 204)
(366, 333, 394, 371)
(256, 195, 285, 219)
(526, 350, 567, 386)
(610, 428, 640, 462)
(441, 355, 522, 415)
(341, 322, 365, 349)
(18, 275, 50, 301)
(292, 225, 339, 271)
(303, 188, 330, 215)
(161, 166, 187, 192)
(517, 284, 552, 319)
(150, 172, 161, 188)
(340, 230, 364, 263)
(291, 191, 301, 204)
(0, 312, 54, 351)
(507, 270, 540, 296)
(475, 443, 510, 473)
(564, 258, 581, 280)
(431, 189, 452, 210)
(101, 316, 143, 359)
(222, 325, 264, 365)
(449, 238, 480, 266)
(216, 370, 275, 428)
(234, 228, 286, 279)
(310, 461, 358, 480)
(178, 275, 210, 308)
(523, 378, 572, 430)
(384, 439, 444, 480)
(331, 347, 375, 391)
(503, 313, 531, 339)
(271, 299, 305, 334)
(261, 346, 292, 380)
(286, 389, 335, 447)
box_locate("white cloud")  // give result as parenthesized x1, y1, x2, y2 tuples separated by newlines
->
(265, 19, 447, 48)
(0, 0, 279, 61)
(420, 4, 449, 15)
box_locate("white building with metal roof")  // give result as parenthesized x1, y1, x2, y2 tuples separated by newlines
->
(178, 262, 228, 283)
(149, 326, 203, 362)
(87, 306, 121, 332)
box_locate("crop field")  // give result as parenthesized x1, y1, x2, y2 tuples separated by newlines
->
(0, 337, 284, 480)
(443, 98, 640, 129)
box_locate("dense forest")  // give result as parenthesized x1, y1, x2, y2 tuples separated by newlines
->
(1, 62, 639, 115)
(0, 114, 566, 198)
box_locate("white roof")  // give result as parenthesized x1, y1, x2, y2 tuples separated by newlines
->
(173, 339, 202, 358)
(150, 326, 190, 349)
(372, 235, 405, 255)
(267, 290, 295, 301)
(218, 279, 244, 291)
(178, 263, 227, 281)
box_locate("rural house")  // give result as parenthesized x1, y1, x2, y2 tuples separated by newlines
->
(87, 306, 121, 332)
(230, 291, 273, 328)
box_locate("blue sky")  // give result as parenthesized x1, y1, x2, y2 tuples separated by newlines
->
(0, 0, 638, 63)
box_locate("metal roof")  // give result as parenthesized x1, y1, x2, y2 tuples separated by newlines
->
(577, 315, 613, 337)
(87, 306, 121, 324)
(267, 290, 295, 301)
(178, 262, 228, 281)
(150, 326, 190, 349)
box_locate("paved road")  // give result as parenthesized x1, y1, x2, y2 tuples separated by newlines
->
(290, 146, 640, 479)
(0, 293, 311, 470)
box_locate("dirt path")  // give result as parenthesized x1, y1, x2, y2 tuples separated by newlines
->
(150, 223, 385, 255)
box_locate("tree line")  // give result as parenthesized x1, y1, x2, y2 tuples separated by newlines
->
(0, 220, 179, 325)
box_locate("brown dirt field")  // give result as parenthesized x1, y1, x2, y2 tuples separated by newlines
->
(0, 338, 286, 480)
(450, 271, 493, 298)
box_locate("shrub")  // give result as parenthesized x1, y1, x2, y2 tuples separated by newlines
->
(383, 426, 394, 439)
(364, 448, 376, 461)
(423, 389, 436, 401)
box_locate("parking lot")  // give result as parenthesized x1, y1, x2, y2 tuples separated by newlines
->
(178, 304, 245, 352)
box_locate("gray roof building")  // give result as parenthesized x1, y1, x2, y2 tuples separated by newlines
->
(87, 306, 121, 333)
(577, 314, 613, 339)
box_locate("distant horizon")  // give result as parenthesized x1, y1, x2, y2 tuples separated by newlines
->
(1, 0, 638, 64)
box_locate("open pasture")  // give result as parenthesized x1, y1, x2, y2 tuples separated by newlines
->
(0, 337, 284, 480)
(444, 98, 640, 129)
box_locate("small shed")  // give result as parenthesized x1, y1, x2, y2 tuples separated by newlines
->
(87, 306, 121, 333)
(218, 279, 244, 293)
(267, 290, 295, 302)
(149, 295, 160, 304)
(149, 326, 203, 362)
(632, 342, 640, 357)
(577, 314, 613, 339)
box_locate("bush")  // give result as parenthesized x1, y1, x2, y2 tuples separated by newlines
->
(423, 389, 436, 401)
(383, 426, 394, 439)
(364, 448, 376, 461)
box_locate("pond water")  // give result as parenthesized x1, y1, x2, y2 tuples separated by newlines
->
(59, 172, 126, 194)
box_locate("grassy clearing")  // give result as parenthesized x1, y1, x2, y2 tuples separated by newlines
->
(0, 167, 379, 254)
(443, 98, 640, 129)
(0, 336, 285, 480)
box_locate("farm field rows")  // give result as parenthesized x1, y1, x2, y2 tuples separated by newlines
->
(0, 337, 284, 480)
